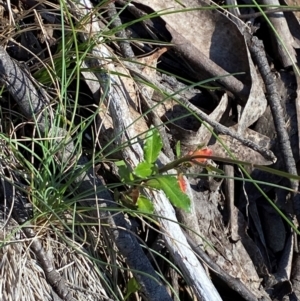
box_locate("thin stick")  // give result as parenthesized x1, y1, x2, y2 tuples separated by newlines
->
(127, 65, 277, 163)
(107, 2, 135, 58)
(246, 34, 300, 218)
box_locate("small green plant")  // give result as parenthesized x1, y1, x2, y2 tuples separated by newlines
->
(115, 126, 216, 213)
(124, 277, 141, 300)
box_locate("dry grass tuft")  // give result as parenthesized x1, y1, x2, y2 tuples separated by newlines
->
(0, 212, 122, 301)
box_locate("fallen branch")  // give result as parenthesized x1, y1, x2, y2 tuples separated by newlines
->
(71, 0, 224, 299)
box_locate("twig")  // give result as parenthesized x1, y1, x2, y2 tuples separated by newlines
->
(245, 34, 300, 217)
(107, 2, 135, 58)
(127, 65, 277, 163)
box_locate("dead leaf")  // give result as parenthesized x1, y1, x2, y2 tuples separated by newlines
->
(133, 0, 251, 85)
(136, 47, 168, 98)
(167, 24, 249, 102)
(282, 0, 300, 47)
(196, 93, 229, 145)
(209, 126, 272, 165)
(237, 49, 267, 134)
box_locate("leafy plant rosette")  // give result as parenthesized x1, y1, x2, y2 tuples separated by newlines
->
(115, 126, 214, 213)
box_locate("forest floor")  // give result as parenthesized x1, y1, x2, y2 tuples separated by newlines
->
(1, 0, 300, 301)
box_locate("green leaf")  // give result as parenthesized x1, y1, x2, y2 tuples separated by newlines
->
(115, 160, 134, 183)
(144, 126, 163, 164)
(146, 178, 161, 189)
(137, 196, 154, 213)
(175, 140, 181, 158)
(133, 162, 157, 178)
(147, 177, 191, 212)
(124, 277, 140, 300)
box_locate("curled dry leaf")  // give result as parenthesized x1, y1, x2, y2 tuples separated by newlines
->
(133, 0, 250, 84)
(237, 48, 267, 135)
(137, 47, 168, 98)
